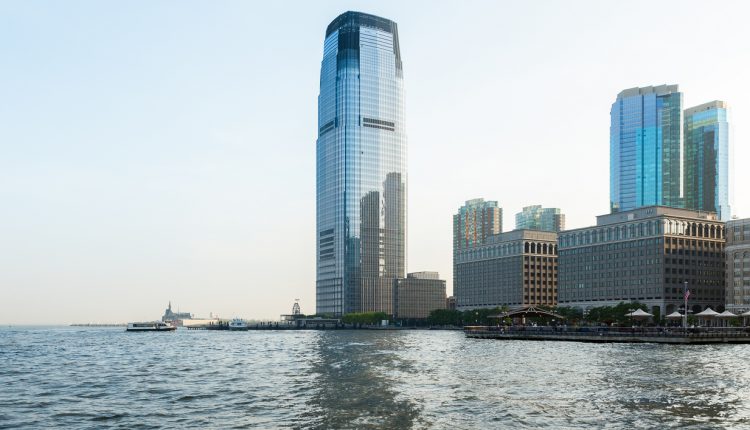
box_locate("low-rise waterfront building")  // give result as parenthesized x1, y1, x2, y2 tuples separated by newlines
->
(726, 218, 750, 313)
(558, 206, 726, 317)
(515, 205, 565, 232)
(446, 295, 456, 310)
(394, 272, 446, 319)
(454, 230, 558, 310)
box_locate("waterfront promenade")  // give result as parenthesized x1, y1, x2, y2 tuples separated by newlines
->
(465, 325, 750, 344)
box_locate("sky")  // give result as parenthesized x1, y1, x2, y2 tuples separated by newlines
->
(1, 0, 748, 324)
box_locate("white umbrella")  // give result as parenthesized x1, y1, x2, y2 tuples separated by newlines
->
(626, 308, 653, 318)
(695, 307, 719, 327)
(695, 308, 719, 317)
(741, 310, 750, 317)
(717, 310, 737, 318)
(665, 311, 683, 319)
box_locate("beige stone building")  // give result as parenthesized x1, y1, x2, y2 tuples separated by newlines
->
(394, 272, 446, 319)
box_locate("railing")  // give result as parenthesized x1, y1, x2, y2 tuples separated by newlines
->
(464, 325, 750, 339)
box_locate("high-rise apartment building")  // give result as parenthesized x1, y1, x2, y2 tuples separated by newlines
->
(684, 101, 731, 221)
(453, 199, 502, 252)
(610, 85, 682, 213)
(558, 206, 726, 317)
(453, 199, 503, 296)
(726, 218, 750, 313)
(316, 12, 407, 316)
(515, 205, 565, 232)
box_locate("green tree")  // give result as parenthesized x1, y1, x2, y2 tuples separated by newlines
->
(427, 309, 462, 326)
(341, 312, 389, 325)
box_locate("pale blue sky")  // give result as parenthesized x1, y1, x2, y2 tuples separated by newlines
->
(2, 0, 748, 324)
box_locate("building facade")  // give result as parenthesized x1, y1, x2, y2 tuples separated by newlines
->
(610, 85, 682, 213)
(453, 198, 502, 298)
(454, 230, 558, 310)
(515, 205, 565, 232)
(684, 101, 731, 221)
(726, 218, 750, 313)
(394, 272, 447, 319)
(316, 12, 407, 316)
(558, 206, 726, 317)
(453, 199, 502, 251)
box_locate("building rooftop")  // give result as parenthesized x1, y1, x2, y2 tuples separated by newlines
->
(617, 84, 679, 99)
(326, 11, 398, 37)
(407, 271, 440, 280)
(684, 100, 727, 115)
(486, 229, 558, 244)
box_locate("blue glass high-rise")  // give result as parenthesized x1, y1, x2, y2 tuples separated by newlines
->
(684, 101, 730, 220)
(610, 85, 682, 213)
(316, 12, 407, 316)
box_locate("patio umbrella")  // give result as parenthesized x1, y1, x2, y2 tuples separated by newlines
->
(716, 310, 737, 327)
(625, 309, 653, 318)
(665, 311, 683, 319)
(695, 308, 720, 317)
(695, 307, 719, 327)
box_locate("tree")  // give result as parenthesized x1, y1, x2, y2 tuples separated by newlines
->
(427, 309, 462, 326)
(341, 312, 389, 325)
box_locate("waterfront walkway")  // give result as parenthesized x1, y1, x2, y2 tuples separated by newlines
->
(464, 326, 750, 344)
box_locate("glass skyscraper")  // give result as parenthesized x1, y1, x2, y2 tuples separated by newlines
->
(316, 12, 407, 316)
(515, 205, 565, 232)
(610, 85, 682, 213)
(684, 101, 730, 220)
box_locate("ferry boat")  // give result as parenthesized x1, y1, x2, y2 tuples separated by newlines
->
(229, 318, 248, 331)
(126, 321, 176, 332)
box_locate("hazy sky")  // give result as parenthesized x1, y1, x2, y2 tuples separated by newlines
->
(2, 0, 748, 324)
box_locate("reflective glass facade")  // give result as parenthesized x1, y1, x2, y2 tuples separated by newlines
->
(515, 205, 565, 232)
(684, 101, 730, 221)
(316, 12, 407, 316)
(610, 85, 682, 213)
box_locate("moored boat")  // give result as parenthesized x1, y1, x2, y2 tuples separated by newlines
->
(229, 318, 248, 331)
(126, 321, 176, 332)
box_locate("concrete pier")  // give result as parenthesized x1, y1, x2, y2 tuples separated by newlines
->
(464, 326, 750, 344)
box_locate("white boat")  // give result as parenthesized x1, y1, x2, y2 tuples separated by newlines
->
(126, 321, 176, 332)
(229, 318, 248, 331)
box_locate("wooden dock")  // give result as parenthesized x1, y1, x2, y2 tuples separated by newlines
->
(464, 326, 750, 344)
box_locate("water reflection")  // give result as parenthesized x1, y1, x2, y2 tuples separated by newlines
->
(302, 331, 420, 429)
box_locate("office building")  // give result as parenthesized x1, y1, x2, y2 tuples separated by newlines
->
(610, 85, 682, 213)
(515, 205, 565, 232)
(394, 272, 447, 319)
(726, 218, 750, 313)
(558, 206, 726, 316)
(684, 101, 731, 221)
(316, 12, 407, 316)
(454, 230, 558, 310)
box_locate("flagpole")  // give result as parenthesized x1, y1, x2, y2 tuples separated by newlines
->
(683, 281, 688, 329)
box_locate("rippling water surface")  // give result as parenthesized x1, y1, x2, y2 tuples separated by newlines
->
(1, 327, 749, 429)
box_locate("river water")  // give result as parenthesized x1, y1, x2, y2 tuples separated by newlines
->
(1, 327, 749, 429)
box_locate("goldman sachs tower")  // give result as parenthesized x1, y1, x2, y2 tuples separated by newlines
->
(316, 12, 407, 316)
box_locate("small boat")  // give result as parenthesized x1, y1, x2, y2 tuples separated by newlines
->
(229, 318, 248, 331)
(126, 321, 176, 332)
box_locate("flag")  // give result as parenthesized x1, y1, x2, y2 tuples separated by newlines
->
(684, 289, 690, 300)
